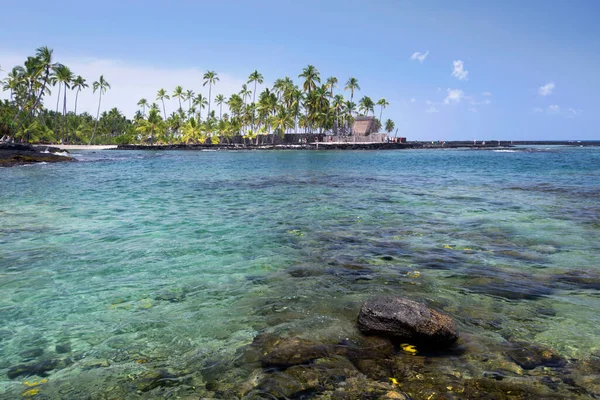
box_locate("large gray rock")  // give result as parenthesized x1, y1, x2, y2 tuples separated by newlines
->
(357, 296, 458, 348)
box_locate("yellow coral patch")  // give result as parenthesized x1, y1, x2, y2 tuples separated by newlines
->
(139, 299, 152, 309)
(24, 379, 47, 387)
(400, 343, 418, 355)
(388, 377, 399, 385)
(443, 244, 454, 249)
(22, 388, 40, 397)
(407, 271, 421, 278)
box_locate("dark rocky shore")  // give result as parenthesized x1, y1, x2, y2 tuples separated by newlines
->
(115, 142, 512, 151)
(115, 140, 600, 151)
(0, 143, 76, 167)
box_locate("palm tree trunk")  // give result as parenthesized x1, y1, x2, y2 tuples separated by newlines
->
(63, 86, 68, 143)
(90, 91, 102, 145)
(162, 100, 166, 120)
(219, 104, 222, 120)
(12, 70, 50, 130)
(55, 84, 62, 140)
(379, 107, 383, 122)
(74, 89, 80, 115)
(208, 84, 212, 116)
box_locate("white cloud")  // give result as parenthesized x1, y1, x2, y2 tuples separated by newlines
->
(410, 51, 429, 63)
(0, 50, 250, 119)
(533, 104, 582, 118)
(444, 88, 464, 104)
(451, 60, 469, 81)
(539, 82, 555, 96)
(470, 99, 491, 106)
(567, 108, 583, 118)
(410, 98, 416, 103)
(482, 91, 492, 96)
(426, 107, 439, 113)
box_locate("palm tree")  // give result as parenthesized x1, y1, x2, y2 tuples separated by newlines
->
(156, 88, 169, 120)
(377, 98, 389, 122)
(2, 67, 23, 102)
(247, 70, 264, 104)
(332, 94, 345, 133)
(14, 47, 56, 134)
(203, 70, 219, 116)
(385, 119, 395, 134)
(185, 89, 195, 112)
(359, 96, 375, 116)
(214, 94, 225, 120)
(173, 86, 184, 113)
(240, 84, 252, 107)
(344, 77, 360, 108)
(273, 108, 294, 138)
(136, 108, 164, 144)
(89, 75, 110, 145)
(72, 76, 88, 115)
(137, 98, 148, 117)
(298, 65, 321, 133)
(194, 94, 208, 121)
(54, 64, 74, 142)
(326, 76, 338, 98)
(299, 65, 321, 94)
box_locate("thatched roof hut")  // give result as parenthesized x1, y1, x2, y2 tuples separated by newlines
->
(352, 116, 378, 136)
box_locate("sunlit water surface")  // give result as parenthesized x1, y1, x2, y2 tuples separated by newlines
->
(1, 147, 599, 398)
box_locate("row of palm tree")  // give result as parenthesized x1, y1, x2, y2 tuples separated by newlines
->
(1, 46, 396, 145)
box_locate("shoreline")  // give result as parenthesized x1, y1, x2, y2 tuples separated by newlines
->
(113, 140, 600, 151)
(46, 144, 118, 150)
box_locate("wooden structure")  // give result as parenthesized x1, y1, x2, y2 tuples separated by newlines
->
(352, 116, 379, 136)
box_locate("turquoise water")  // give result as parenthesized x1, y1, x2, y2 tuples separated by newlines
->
(1, 147, 599, 398)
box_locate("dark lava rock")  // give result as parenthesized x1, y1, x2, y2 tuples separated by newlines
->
(260, 336, 331, 368)
(287, 266, 324, 278)
(55, 343, 71, 354)
(552, 270, 600, 290)
(135, 369, 185, 392)
(505, 342, 566, 370)
(249, 371, 318, 399)
(358, 296, 458, 348)
(342, 335, 396, 361)
(461, 268, 553, 300)
(155, 290, 186, 303)
(7, 359, 60, 379)
(0, 143, 76, 167)
(19, 348, 44, 360)
(248, 358, 408, 400)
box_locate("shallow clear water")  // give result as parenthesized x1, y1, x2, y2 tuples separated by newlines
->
(1, 147, 599, 398)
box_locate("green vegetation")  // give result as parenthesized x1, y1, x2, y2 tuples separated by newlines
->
(1, 47, 395, 145)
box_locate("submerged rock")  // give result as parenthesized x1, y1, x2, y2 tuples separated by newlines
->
(135, 368, 185, 392)
(19, 348, 44, 360)
(7, 359, 60, 379)
(259, 336, 331, 368)
(505, 341, 566, 370)
(552, 270, 600, 290)
(358, 296, 458, 348)
(461, 268, 553, 300)
(55, 343, 71, 354)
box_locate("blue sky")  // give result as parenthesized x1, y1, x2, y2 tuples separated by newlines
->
(1, 0, 598, 140)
